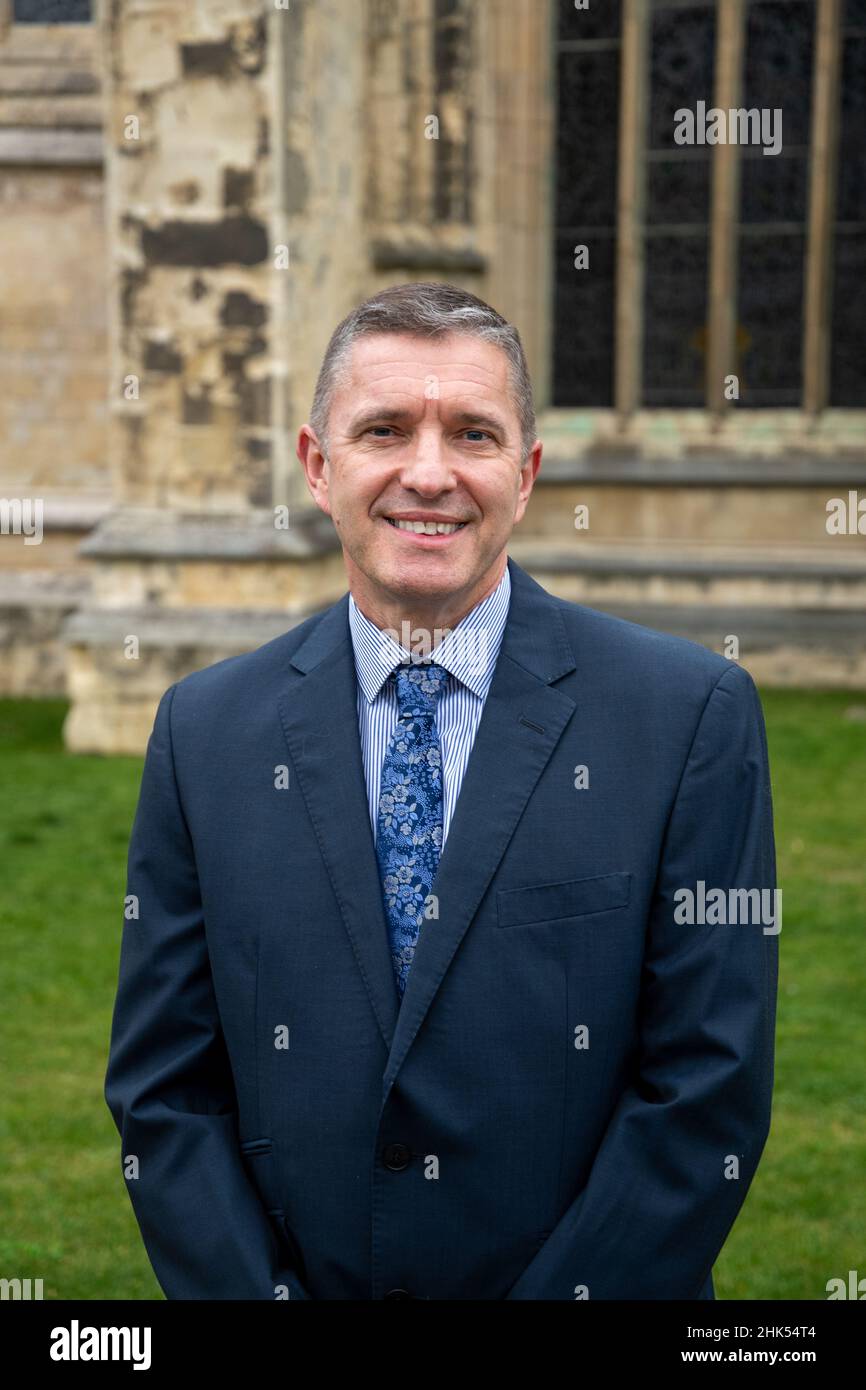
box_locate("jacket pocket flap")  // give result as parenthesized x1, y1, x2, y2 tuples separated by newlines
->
(497, 871, 631, 928)
(239, 1137, 282, 1215)
(239, 1137, 273, 1156)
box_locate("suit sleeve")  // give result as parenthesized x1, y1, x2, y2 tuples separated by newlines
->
(104, 683, 312, 1300)
(505, 662, 779, 1300)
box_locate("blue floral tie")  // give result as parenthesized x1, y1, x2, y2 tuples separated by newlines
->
(376, 662, 449, 998)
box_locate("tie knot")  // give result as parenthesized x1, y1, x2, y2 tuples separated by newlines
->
(394, 662, 448, 719)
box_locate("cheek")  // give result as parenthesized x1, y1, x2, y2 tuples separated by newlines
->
(334, 467, 388, 510)
(478, 485, 518, 521)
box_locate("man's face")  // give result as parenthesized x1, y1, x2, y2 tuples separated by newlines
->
(298, 332, 541, 616)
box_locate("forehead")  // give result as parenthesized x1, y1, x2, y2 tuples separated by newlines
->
(337, 331, 512, 397)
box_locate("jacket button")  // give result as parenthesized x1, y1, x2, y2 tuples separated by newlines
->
(385, 1288, 412, 1300)
(382, 1142, 411, 1171)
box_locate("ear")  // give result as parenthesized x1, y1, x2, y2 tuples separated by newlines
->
(513, 439, 542, 523)
(297, 425, 332, 514)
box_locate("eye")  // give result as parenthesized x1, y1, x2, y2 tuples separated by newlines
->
(363, 425, 493, 442)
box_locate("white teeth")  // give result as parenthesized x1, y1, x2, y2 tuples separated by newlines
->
(387, 518, 466, 535)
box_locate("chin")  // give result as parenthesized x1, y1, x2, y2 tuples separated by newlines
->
(383, 565, 456, 593)
(355, 538, 483, 600)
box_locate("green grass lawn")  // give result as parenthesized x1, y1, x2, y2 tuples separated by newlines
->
(0, 691, 864, 1300)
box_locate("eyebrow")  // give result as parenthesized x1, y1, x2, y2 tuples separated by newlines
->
(346, 406, 508, 436)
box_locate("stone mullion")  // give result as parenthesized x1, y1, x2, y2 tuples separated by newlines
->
(706, 0, 746, 417)
(802, 0, 843, 416)
(472, 0, 554, 405)
(268, 2, 293, 510)
(432, 0, 474, 226)
(614, 0, 649, 421)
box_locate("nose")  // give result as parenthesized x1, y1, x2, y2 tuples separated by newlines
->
(396, 430, 455, 495)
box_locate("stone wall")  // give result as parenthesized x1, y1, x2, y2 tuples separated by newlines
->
(0, 0, 863, 744)
(0, 17, 107, 497)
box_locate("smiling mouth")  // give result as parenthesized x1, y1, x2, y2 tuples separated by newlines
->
(384, 517, 468, 535)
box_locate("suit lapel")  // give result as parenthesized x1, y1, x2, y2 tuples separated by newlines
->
(276, 558, 578, 1098)
(381, 558, 577, 1102)
(277, 598, 401, 1052)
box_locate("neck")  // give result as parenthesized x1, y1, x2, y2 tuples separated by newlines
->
(351, 557, 506, 651)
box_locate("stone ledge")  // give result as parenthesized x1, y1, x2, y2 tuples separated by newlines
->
(0, 65, 99, 97)
(0, 571, 90, 696)
(17, 495, 114, 532)
(533, 455, 866, 487)
(511, 545, 866, 581)
(62, 603, 326, 649)
(590, 602, 866, 650)
(78, 507, 341, 561)
(60, 597, 866, 655)
(369, 227, 487, 273)
(0, 570, 90, 606)
(370, 240, 486, 272)
(0, 127, 103, 164)
(0, 24, 98, 66)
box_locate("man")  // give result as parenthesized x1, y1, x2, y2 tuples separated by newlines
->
(105, 282, 778, 1300)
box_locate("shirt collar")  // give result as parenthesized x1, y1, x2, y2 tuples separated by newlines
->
(348, 563, 511, 704)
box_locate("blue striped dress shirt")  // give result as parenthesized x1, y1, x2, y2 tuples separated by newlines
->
(347, 564, 512, 849)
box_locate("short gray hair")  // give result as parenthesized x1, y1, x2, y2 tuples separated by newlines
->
(309, 281, 536, 462)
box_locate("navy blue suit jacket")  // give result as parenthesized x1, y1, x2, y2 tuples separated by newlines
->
(105, 556, 778, 1299)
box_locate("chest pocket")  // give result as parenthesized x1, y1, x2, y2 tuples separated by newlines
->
(497, 871, 631, 928)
